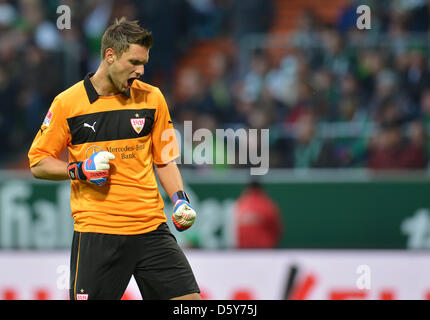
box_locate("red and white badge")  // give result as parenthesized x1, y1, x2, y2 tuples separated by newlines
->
(43, 110, 53, 127)
(130, 118, 145, 134)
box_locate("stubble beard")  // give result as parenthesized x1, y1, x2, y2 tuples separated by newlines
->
(107, 72, 125, 94)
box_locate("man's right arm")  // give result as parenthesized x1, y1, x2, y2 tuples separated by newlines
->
(30, 157, 69, 181)
(31, 152, 115, 185)
(29, 97, 113, 185)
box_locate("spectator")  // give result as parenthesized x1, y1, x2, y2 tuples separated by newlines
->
(321, 27, 352, 77)
(337, 72, 367, 122)
(284, 110, 339, 168)
(239, 49, 270, 104)
(310, 68, 338, 120)
(206, 51, 235, 122)
(368, 69, 411, 122)
(355, 48, 386, 107)
(407, 119, 429, 166)
(400, 48, 430, 114)
(367, 120, 427, 169)
(406, 0, 430, 32)
(265, 51, 303, 107)
(173, 67, 214, 123)
(234, 181, 283, 249)
(230, 0, 273, 40)
(419, 87, 430, 126)
(291, 8, 322, 66)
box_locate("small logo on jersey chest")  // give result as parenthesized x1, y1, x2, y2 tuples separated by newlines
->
(83, 121, 96, 133)
(130, 117, 145, 134)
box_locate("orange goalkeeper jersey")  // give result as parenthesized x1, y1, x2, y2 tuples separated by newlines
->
(28, 73, 180, 235)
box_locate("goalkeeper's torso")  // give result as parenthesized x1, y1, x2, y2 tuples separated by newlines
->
(28, 73, 179, 235)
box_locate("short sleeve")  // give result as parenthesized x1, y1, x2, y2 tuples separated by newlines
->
(28, 96, 70, 167)
(151, 88, 180, 165)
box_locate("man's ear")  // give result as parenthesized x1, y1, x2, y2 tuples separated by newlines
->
(104, 48, 115, 64)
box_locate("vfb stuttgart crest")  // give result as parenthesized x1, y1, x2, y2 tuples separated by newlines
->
(130, 117, 145, 134)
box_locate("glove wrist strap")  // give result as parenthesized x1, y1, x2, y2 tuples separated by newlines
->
(67, 162, 86, 181)
(172, 190, 189, 204)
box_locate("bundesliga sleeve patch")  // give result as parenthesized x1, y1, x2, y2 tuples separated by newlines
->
(43, 110, 53, 127)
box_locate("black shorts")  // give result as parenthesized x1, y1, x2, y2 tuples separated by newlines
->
(69, 223, 200, 300)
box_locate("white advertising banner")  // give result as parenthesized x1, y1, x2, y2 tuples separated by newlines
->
(0, 250, 429, 300)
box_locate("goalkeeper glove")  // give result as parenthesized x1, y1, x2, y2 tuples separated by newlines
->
(171, 191, 196, 231)
(67, 151, 115, 186)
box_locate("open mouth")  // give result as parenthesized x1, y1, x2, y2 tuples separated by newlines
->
(127, 77, 137, 88)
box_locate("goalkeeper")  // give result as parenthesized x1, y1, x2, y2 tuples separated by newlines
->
(28, 18, 200, 300)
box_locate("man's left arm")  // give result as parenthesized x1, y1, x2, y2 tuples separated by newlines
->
(155, 161, 196, 231)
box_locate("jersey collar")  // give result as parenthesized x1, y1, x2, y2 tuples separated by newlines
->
(84, 72, 131, 104)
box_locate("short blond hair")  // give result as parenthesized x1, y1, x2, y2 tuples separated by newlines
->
(101, 17, 153, 59)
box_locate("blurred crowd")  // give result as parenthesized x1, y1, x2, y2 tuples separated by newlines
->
(2, 0, 430, 170)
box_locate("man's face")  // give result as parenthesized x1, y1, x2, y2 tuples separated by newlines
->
(106, 44, 149, 93)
